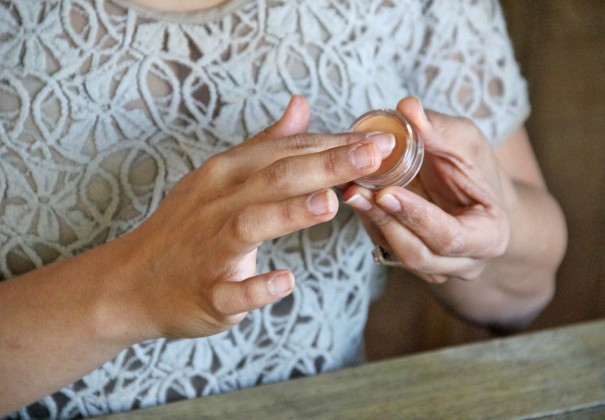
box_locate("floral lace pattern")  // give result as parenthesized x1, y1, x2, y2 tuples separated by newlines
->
(1, 0, 529, 417)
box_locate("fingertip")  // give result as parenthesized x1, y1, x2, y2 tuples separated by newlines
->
(396, 96, 431, 135)
(290, 94, 310, 113)
(376, 185, 432, 215)
(307, 188, 339, 217)
(252, 96, 311, 142)
(279, 94, 311, 135)
(327, 188, 340, 214)
(349, 141, 384, 174)
(216, 270, 296, 316)
(343, 193, 373, 212)
(376, 192, 402, 213)
(365, 131, 397, 158)
(267, 270, 295, 297)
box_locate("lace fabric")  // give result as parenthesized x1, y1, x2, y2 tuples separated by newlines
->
(1, 0, 529, 417)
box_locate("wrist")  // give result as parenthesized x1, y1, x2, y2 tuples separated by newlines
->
(88, 235, 161, 346)
(482, 176, 563, 311)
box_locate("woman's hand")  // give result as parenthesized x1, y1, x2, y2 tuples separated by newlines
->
(0, 95, 396, 413)
(344, 97, 513, 285)
(119, 95, 396, 339)
(345, 96, 566, 329)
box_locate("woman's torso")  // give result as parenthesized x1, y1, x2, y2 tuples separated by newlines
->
(1, 0, 426, 416)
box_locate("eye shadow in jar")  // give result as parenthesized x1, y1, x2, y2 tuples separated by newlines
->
(349, 109, 424, 190)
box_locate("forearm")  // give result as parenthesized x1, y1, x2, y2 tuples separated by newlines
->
(0, 238, 148, 415)
(427, 180, 567, 331)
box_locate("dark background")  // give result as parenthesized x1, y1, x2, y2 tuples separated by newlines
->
(365, 0, 605, 359)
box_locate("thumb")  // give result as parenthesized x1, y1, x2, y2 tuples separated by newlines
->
(212, 270, 295, 316)
(254, 95, 311, 141)
(396, 96, 477, 158)
(396, 96, 438, 150)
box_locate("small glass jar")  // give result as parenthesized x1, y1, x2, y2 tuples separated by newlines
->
(349, 109, 424, 190)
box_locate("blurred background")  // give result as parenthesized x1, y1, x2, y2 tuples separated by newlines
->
(365, 0, 605, 359)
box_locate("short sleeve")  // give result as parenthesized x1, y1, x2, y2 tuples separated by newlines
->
(408, 0, 530, 144)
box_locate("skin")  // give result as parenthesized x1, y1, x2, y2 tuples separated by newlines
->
(344, 97, 567, 331)
(125, 0, 566, 330)
(0, 92, 567, 413)
(0, 3, 567, 409)
(0, 96, 397, 414)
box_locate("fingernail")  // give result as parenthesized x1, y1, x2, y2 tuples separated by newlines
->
(377, 193, 402, 212)
(306, 190, 335, 216)
(349, 143, 375, 169)
(268, 272, 294, 295)
(344, 194, 372, 211)
(366, 132, 396, 157)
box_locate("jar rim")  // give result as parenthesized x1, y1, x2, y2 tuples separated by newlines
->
(349, 109, 424, 190)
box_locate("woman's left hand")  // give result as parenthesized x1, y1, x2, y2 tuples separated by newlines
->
(344, 97, 514, 284)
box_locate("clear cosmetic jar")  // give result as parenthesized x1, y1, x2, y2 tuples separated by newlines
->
(349, 109, 424, 190)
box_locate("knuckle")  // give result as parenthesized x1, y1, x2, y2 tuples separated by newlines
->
(285, 133, 320, 152)
(485, 215, 509, 258)
(242, 282, 263, 309)
(201, 153, 228, 178)
(402, 245, 432, 273)
(279, 199, 298, 225)
(490, 236, 508, 258)
(228, 210, 255, 245)
(222, 313, 246, 329)
(343, 132, 365, 145)
(466, 266, 485, 281)
(261, 159, 293, 191)
(403, 203, 425, 224)
(323, 148, 341, 178)
(370, 211, 393, 228)
(210, 287, 229, 318)
(439, 228, 464, 255)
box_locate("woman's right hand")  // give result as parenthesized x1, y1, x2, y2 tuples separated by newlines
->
(117, 96, 396, 340)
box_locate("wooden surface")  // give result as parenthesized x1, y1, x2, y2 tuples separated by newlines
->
(104, 319, 605, 419)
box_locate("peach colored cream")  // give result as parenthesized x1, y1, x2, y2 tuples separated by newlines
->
(352, 114, 407, 176)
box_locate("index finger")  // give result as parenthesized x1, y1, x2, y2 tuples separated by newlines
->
(239, 133, 395, 203)
(376, 187, 502, 258)
(225, 130, 393, 185)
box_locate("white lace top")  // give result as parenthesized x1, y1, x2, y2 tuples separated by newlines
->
(2, 0, 529, 417)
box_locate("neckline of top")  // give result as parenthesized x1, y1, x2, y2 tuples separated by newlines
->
(108, 0, 249, 24)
